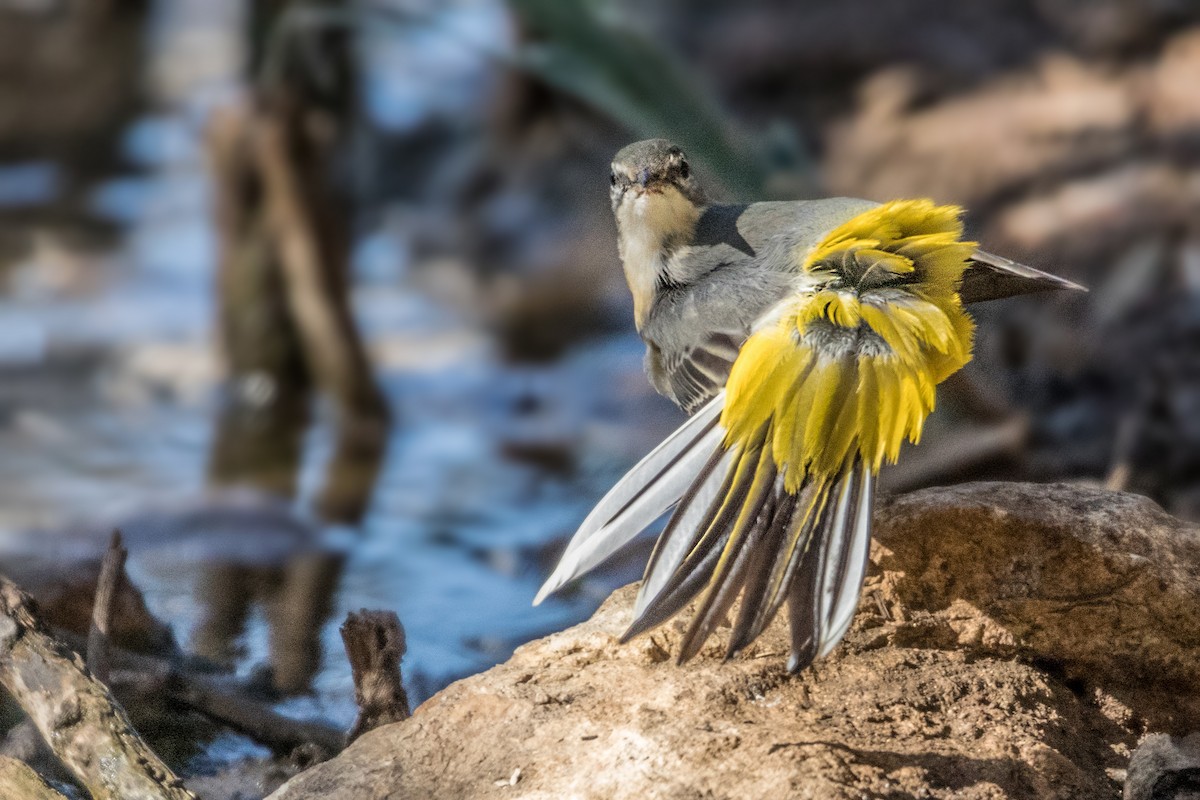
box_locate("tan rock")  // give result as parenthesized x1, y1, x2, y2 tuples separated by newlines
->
(270, 483, 1200, 799)
(871, 482, 1200, 734)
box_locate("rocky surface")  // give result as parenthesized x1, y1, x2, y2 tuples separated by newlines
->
(872, 482, 1200, 736)
(268, 482, 1200, 799)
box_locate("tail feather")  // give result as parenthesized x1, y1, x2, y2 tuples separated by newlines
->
(817, 468, 858, 626)
(724, 484, 794, 656)
(631, 446, 738, 619)
(675, 437, 778, 663)
(786, 554, 821, 672)
(724, 478, 829, 653)
(619, 438, 874, 670)
(784, 481, 847, 671)
(619, 534, 724, 643)
(757, 478, 836, 635)
(532, 393, 725, 606)
(817, 467, 874, 658)
(788, 462, 874, 671)
(621, 439, 760, 641)
(534, 378, 876, 671)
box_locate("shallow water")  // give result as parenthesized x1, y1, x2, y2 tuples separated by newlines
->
(0, 0, 683, 776)
(0, 160, 680, 773)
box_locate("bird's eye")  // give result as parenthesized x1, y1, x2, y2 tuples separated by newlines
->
(679, 160, 690, 179)
(610, 171, 618, 187)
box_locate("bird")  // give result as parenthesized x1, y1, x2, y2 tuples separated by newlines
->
(533, 138, 1083, 673)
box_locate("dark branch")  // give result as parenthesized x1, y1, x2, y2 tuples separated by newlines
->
(87, 529, 128, 685)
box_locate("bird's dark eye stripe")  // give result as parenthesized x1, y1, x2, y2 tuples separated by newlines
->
(679, 160, 690, 179)
(610, 171, 617, 186)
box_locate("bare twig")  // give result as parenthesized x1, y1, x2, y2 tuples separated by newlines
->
(340, 610, 410, 744)
(0, 576, 197, 800)
(169, 675, 344, 757)
(87, 529, 127, 685)
(0, 756, 68, 800)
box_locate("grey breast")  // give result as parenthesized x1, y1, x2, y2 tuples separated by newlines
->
(639, 198, 878, 414)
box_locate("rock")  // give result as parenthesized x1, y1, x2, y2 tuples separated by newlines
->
(871, 482, 1200, 735)
(268, 482, 1199, 799)
(1125, 733, 1200, 800)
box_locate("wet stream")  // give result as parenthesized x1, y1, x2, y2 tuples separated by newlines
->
(0, 0, 682, 777)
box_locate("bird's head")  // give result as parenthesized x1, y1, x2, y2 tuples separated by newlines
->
(610, 139, 707, 226)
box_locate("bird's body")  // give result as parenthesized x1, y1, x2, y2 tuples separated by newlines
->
(636, 198, 877, 413)
(535, 139, 1082, 672)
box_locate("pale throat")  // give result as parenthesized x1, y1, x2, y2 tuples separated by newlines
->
(615, 187, 702, 330)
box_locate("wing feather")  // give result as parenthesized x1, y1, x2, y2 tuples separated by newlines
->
(631, 447, 738, 620)
(621, 437, 761, 640)
(675, 433, 778, 663)
(961, 249, 1085, 304)
(661, 332, 745, 414)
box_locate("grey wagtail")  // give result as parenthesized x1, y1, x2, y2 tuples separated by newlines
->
(534, 139, 1083, 673)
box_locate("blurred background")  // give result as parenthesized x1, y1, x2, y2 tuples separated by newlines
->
(0, 0, 1198, 788)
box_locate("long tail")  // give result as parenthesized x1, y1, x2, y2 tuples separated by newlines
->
(532, 394, 726, 606)
(534, 393, 874, 672)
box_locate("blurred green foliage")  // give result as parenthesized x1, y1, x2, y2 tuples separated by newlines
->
(507, 0, 769, 196)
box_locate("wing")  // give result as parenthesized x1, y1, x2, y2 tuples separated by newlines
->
(652, 330, 744, 414)
(961, 249, 1085, 304)
(642, 264, 798, 414)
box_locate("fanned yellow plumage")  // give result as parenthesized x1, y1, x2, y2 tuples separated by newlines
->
(538, 141, 1080, 674)
(721, 199, 976, 492)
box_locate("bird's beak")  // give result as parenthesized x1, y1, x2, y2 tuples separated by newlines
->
(632, 170, 666, 196)
(960, 250, 1087, 304)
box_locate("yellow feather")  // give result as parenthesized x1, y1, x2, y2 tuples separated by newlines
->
(712, 436, 776, 577)
(856, 358, 880, 466)
(722, 199, 976, 484)
(803, 358, 848, 475)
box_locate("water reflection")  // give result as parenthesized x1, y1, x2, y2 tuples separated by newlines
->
(192, 552, 346, 696)
(0, 0, 678, 776)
